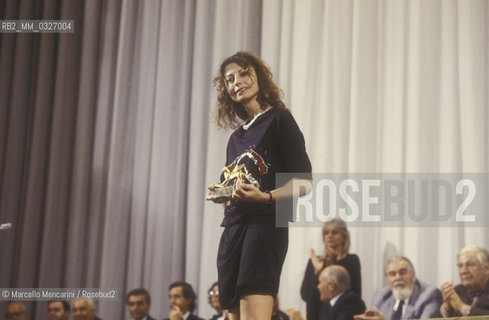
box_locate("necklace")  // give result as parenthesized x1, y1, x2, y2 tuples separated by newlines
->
(243, 106, 271, 130)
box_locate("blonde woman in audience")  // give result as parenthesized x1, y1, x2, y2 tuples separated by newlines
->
(300, 218, 361, 320)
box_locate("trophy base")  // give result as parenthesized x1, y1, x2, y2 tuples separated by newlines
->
(207, 186, 234, 198)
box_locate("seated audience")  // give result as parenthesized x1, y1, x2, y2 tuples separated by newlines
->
(439, 245, 489, 317)
(208, 282, 227, 320)
(285, 308, 303, 320)
(301, 219, 362, 320)
(6, 301, 27, 320)
(126, 288, 156, 320)
(354, 256, 441, 320)
(287, 265, 365, 320)
(318, 265, 366, 320)
(166, 281, 204, 320)
(72, 298, 102, 320)
(48, 300, 70, 320)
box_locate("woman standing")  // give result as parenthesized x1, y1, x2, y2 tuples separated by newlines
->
(207, 51, 312, 319)
(300, 218, 362, 320)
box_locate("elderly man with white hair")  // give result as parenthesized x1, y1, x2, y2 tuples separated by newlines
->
(72, 298, 102, 320)
(440, 245, 489, 317)
(317, 265, 366, 320)
(286, 265, 366, 320)
(354, 256, 441, 320)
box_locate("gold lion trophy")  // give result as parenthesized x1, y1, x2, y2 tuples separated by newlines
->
(207, 161, 260, 203)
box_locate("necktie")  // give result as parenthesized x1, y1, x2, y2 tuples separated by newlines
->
(392, 300, 404, 320)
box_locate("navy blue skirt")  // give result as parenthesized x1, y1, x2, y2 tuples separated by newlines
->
(217, 215, 288, 309)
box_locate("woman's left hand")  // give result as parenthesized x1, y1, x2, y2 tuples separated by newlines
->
(310, 249, 323, 275)
(232, 182, 269, 203)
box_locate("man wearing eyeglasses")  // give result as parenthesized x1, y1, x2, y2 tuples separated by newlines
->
(208, 282, 228, 320)
(355, 256, 441, 320)
(6, 301, 27, 320)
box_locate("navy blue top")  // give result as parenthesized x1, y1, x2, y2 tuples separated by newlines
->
(221, 107, 312, 226)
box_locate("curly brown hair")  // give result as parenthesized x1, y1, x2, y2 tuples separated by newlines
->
(213, 51, 289, 129)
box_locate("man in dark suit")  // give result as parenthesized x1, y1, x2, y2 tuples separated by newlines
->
(317, 265, 366, 320)
(440, 245, 489, 317)
(354, 256, 441, 320)
(72, 298, 102, 320)
(165, 281, 204, 320)
(48, 300, 70, 320)
(126, 288, 156, 320)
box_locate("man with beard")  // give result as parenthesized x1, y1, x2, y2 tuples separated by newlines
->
(354, 256, 441, 320)
(439, 245, 489, 317)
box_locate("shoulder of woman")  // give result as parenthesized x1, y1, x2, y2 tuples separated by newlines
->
(338, 253, 360, 263)
(345, 254, 361, 266)
(273, 106, 293, 118)
(273, 107, 302, 131)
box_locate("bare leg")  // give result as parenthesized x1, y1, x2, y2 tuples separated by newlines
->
(240, 294, 274, 320)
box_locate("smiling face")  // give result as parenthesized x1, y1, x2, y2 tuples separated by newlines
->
(224, 62, 260, 105)
(127, 294, 150, 320)
(458, 252, 489, 291)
